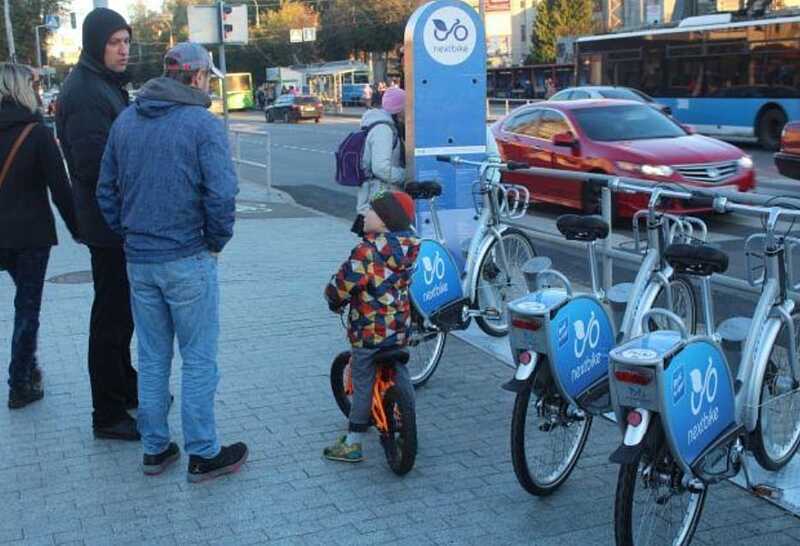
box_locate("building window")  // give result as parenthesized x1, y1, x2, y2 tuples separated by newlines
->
(521, 0, 527, 8)
(521, 24, 527, 42)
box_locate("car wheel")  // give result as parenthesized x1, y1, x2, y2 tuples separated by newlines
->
(758, 107, 787, 151)
(315, 117, 320, 124)
(283, 111, 291, 124)
(265, 110, 273, 123)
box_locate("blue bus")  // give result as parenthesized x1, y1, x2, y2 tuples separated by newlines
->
(576, 13, 800, 149)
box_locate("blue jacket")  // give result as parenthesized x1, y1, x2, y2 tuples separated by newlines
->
(97, 77, 237, 264)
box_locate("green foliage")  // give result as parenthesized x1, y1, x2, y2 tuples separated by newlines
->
(0, 0, 69, 65)
(530, 0, 594, 64)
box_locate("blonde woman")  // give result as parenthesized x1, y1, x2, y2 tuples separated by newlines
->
(0, 63, 78, 409)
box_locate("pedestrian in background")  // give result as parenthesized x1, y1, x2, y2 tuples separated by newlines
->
(352, 87, 407, 234)
(56, 7, 140, 440)
(97, 43, 246, 481)
(0, 63, 79, 409)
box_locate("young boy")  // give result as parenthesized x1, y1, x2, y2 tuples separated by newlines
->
(323, 191, 420, 462)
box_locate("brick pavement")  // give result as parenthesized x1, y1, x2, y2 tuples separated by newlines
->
(1, 179, 798, 545)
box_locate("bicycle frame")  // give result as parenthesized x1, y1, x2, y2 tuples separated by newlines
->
(343, 359, 396, 434)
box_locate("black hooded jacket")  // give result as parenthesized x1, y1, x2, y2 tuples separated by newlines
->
(0, 101, 78, 248)
(56, 7, 131, 247)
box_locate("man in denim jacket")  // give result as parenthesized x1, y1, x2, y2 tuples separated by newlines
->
(97, 43, 247, 482)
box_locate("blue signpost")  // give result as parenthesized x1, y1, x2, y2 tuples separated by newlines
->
(404, 1, 487, 267)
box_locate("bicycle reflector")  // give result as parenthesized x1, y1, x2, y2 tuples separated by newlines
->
(626, 410, 643, 427)
(614, 369, 652, 386)
(512, 318, 541, 331)
(518, 351, 533, 365)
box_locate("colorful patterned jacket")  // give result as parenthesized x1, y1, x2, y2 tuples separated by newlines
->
(325, 231, 420, 348)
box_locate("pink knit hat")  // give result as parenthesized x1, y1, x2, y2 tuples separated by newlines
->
(382, 87, 406, 114)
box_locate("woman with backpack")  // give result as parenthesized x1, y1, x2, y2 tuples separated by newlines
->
(0, 63, 79, 409)
(351, 87, 407, 235)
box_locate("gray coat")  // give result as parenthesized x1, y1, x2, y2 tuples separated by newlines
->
(356, 108, 405, 212)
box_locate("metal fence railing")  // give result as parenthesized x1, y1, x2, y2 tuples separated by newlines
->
(229, 129, 272, 197)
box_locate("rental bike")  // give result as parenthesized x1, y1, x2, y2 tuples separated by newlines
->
(505, 179, 705, 496)
(608, 195, 800, 546)
(402, 155, 536, 386)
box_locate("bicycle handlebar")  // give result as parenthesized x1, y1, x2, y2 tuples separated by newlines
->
(713, 197, 800, 221)
(435, 155, 528, 171)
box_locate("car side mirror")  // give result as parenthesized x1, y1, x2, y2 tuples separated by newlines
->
(682, 124, 696, 135)
(552, 131, 578, 148)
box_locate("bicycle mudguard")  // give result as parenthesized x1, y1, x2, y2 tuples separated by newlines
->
(410, 239, 464, 320)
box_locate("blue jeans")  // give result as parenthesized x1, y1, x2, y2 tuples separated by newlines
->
(127, 251, 221, 458)
(1, 247, 50, 389)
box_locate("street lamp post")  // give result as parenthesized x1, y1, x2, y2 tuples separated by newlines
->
(253, 0, 261, 27)
(35, 24, 46, 67)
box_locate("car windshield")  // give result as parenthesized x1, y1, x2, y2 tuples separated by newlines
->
(297, 96, 319, 104)
(572, 104, 686, 142)
(597, 88, 646, 102)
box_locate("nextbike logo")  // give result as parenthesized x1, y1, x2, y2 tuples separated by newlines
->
(557, 318, 568, 347)
(573, 312, 600, 359)
(420, 250, 448, 303)
(424, 6, 477, 66)
(686, 357, 720, 446)
(690, 358, 718, 416)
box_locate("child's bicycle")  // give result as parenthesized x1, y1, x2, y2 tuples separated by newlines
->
(329, 348, 417, 476)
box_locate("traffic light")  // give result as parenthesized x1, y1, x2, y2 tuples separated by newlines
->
(222, 4, 233, 39)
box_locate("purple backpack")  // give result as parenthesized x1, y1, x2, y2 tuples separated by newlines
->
(335, 121, 397, 187)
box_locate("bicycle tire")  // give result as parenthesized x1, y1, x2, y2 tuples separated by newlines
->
(510, 374, 592, 496)
(614, 436, 706, 546)
(330, 351, 352, 418)
(649, 276, 698, 335)
(750, 312, 800, 470)
(475, 227, 536, 337)
(380, 385, 417, 476)
(406, 312, 447, 388)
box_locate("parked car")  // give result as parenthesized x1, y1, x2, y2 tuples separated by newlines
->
(265, 94, 323, 124)
(492, 99, 756, 218)
(549, 86, 672, 116)
(774, 121, 800, 180)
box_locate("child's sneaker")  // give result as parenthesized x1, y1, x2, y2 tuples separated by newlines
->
(323, 435, 363, 463)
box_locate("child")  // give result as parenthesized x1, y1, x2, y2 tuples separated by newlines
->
(323, 191, 420, 462)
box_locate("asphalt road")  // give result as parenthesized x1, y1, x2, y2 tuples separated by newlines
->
(229, 110, 800, 324)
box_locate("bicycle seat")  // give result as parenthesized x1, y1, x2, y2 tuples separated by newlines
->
(374, 348, 410, 366)
(556, 214, 609, 242)
(664, 243, 729, 276)
(405, 181, 442, 200)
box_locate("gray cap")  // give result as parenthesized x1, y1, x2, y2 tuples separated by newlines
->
(164, 42, 224, 78)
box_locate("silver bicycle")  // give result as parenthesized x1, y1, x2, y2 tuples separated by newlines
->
(404, 155, 536, 386)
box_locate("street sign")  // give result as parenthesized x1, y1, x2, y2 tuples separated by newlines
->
(44, 15, 60, 30)
(290, 29, 303, 43)
(302, 27, 316, 42)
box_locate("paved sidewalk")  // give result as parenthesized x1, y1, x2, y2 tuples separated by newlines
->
(1, 180, 798, 546)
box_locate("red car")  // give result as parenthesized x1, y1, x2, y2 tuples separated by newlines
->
(493, 100, 756, 218)
(775, 121, 800, 180)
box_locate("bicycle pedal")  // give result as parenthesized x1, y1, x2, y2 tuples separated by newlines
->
(751, 484, 782, 499)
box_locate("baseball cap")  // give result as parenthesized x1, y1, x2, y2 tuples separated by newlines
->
(164, 42, 224, 78)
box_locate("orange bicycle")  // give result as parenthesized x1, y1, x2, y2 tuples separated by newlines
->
(330, 349, 417, 476)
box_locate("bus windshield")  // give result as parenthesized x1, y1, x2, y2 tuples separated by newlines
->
(572, 104, 686, 141)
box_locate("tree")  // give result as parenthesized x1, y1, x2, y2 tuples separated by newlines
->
(128, 1, 174, 84)
(0, 0, 69, 65)
(319, 0, 414, 62)
(530, 0, 593, 64)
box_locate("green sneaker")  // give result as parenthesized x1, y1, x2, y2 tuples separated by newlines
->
(323, 435, 364, 463)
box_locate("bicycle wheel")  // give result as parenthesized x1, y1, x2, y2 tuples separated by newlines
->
(406, 310, 447, 388)
(751, 313, 800, 470)
(649, 276, 697, 334)
(615, 434, 706, 546)
(330, 351, 352, 418)
(475, 227, 536, 337)
(380, 385, 417, 476)
(510, 369, 592, 496)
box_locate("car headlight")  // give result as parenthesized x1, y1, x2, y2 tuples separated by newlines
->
(737, 156, 754, 170)
(616, 161, 674, 178)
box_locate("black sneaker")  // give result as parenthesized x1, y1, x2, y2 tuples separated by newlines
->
(187, 442, 248, 483)
(8, 384, 44, 409)
(143, 442, 180, 476)
(93, 414, 141, 441)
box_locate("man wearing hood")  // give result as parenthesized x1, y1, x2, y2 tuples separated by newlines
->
(56, 7, 139, 440)
(97, 43, 246, 481)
